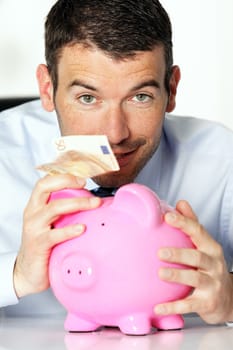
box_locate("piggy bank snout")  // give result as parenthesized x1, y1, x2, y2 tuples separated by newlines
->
(61, 253, 96, 290)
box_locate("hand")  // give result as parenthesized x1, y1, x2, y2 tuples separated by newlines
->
(154, 200, 233, 324)
(13, 174, 101, 298)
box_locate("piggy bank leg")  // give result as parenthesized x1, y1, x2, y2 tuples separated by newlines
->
(118, 314, 151, 335)
(152, 315, 184, 331)
(65, 313, 101, 332)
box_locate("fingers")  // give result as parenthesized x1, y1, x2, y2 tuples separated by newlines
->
(176, 200, 198, 220)
(154, 280, 233, 324)
(41, 223, 86, 249)
(164, 206, 220, 255)
(155, 200, 233, 324)
(15, 174, 100, 298)
(160, 203, 224, 288)
(27, 174, 86, 210)
(155, 296, 199, 316)
(39, 196, 101, 225)
(158, 265, 212, 289)
(158, 247, 213, 272)
(24, 174, 101, 227)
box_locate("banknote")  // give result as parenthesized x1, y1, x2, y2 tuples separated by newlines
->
(37, 135, 120, 178)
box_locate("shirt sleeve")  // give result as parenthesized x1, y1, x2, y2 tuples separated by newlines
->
(0, 252, 19, 307)
(223, 166, 233, 326)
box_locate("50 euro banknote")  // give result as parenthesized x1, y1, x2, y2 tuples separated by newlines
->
(37, 135, 119, 178)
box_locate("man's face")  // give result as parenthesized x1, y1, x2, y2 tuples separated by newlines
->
(38, 44, 180, 187)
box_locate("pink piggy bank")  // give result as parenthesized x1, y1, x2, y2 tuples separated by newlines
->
(49, 183, 194, 335)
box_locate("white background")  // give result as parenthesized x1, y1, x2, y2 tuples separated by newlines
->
(0, 0, 233, 129)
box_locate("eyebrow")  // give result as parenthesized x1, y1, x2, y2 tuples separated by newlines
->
(68, 79, 97, 91)
(68, 78, 160, 92)
(130, 79, 161, 91)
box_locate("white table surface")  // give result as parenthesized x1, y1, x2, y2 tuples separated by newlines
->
(0, 314, 232, 350)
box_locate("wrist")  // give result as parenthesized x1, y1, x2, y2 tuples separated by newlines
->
(13, 259, 36, 298)
(13, 262, 27, 298)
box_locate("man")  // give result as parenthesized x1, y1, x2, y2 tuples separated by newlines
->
(1, 0, 233, 324)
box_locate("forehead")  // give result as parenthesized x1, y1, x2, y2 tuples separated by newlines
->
(57, 44, 166, 83)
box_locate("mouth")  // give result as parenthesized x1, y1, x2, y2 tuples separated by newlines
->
(114, 149, 137, 168)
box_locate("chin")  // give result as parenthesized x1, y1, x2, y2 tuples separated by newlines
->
(92, 170, 136, 188)
(92, 147, 155, 188)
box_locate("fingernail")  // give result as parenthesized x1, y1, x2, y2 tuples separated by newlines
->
(159, 248, 172, 260)
(74, 224, 85, 234)
(165, 212, 177, 223)
(90, 197, 101, 206)
(154, 305, 167, 315)
(159, 268, 172, 279)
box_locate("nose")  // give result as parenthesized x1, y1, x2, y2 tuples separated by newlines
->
(62, 253, 96, 290)
(104, 104, 130, 145)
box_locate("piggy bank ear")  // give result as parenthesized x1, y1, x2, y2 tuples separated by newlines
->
(112, 184, 163, 227)
(48, 188, 93, 202)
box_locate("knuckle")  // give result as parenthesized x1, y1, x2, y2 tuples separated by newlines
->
(47, 200, 61, 216)
(188, 300, 198, 313)
(47, 230, 59, 246)
(193, 250, 203, 267)
(48, 198, 77, 218)
(215, 260, 225, 277)
(61, 225, 73, 236)
(196, 223, 204, 236)
(23, 208, 30, 222)
(22, 216, 37, 236)
(35, 176, 49, 191)
(215, 243, 224, 258)
(79, 196, 100, 209)
(205, 298, 217, 314)
(169, 268, 179, 282)
(23, 201, 37, 219)
(47, 226, 77, 246)
(214, 279, 222, 294)
(22, 223, 31, 236)
(35, 174, 74, 193)
(76, 197, 90, 208)
(194, 270, 203, 288)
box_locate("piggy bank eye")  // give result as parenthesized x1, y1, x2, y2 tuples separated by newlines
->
(101, 222, 105, 226)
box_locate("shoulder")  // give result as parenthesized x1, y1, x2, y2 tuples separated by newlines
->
(163, 114, 233, 158)
(0, 99, 60, 146)
(0, 99, 59, 130)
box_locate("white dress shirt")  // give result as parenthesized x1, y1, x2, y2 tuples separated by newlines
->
(1, 100, 233, 316)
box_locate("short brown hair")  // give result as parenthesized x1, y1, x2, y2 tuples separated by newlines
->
(45, 0, 173, 93)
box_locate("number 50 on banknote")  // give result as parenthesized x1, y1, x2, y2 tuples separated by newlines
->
(37, 135, 120, 178)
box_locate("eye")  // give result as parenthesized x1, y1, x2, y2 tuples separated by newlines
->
(79, 94, 97, 104)
(132, 93, 152, 103)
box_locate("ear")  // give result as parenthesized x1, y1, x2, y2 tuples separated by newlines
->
(36, 64, 55, 112)
(166, 65, 181, 113)
(112, 184, 163, 227)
